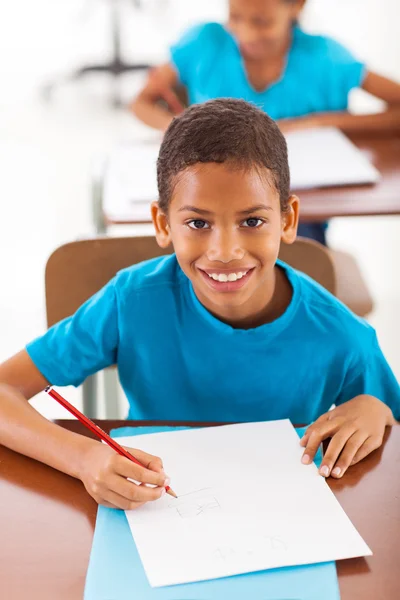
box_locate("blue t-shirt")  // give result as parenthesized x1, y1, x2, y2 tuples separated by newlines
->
(170, 23, 366, 119)
(27, 255, 399, 423)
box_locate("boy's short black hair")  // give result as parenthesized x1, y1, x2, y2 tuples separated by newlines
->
(157, 98, 290, 213)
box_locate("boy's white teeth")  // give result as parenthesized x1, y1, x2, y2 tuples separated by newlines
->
(207, 271, 247, 282)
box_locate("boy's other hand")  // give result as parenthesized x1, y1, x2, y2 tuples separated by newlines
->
(299, 395, 395, 479)
(79, 443, 168, 509)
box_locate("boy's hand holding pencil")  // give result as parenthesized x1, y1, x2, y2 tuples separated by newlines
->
(44, 387, 175, 510)
(79, 442, 169, 510)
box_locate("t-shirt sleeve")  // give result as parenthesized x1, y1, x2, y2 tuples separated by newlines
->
(323, 37, 367, 104)
(170, 24, 204, 86)
(335, 330, 400, 420)
(26, 278, 119, 387)
(170, 22, 219, 87)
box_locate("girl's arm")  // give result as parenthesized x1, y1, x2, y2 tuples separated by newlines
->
(129, 63, 185, 131)
(279, 71, 400, 134)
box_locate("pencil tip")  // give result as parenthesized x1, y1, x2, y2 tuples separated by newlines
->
(167, 488, 178, 499)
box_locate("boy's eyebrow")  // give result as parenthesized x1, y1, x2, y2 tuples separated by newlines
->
(178, 205, 213, 215)
(238, 204, 273, 215)
(177, 204, 273, 215)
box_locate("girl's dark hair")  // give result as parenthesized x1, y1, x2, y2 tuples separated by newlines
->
(157, 98, 290, 212)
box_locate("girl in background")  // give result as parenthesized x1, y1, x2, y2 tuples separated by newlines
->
(131, 0, 400, 244)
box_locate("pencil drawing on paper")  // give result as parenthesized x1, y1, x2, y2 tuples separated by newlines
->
(212, 536, 287, 562)
(168, 487, 221, 519)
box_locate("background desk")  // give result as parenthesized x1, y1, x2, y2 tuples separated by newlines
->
(299, 133, 400, 222)
(96, 133, 400, 231)
(1, 421, 399, 599)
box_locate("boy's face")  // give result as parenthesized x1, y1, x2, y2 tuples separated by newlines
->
(228, 0, 305, 60)
(152, 163, 298, 325)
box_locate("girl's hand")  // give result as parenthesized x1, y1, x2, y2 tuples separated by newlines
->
(300, 395, 395, 479)
(79, 443, 169, 509)
(276, 115, 320, 134)
(147, 67, 185, 116)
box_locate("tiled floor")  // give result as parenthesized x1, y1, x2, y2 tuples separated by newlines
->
(0, 0, 399, 418)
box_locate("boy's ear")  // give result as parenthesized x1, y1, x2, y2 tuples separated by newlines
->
(281, 195, 300, 244)
(151, 201, 172, 248)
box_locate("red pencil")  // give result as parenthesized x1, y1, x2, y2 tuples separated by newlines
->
(44, 386, 177, 499)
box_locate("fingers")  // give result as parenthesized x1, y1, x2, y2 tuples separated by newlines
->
(99, 487, 146, 511)
(301, 418, 343, 464)
(160, 87, 185, 114)
(116, 449, 167, 487)
(349, 435, 383, 466)
(91, 476, 165, 510)
(300, 412, 333, 447)
(123, 446, 164, 472)
(319, 429, 366, 478)
(300, 398, 389, 478)
(101, 500, 121, 509)
(147, 69, 184, 114)
(109, 474, 166, 504)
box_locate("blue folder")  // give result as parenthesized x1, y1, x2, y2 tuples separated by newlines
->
(84, 426, 340, 600)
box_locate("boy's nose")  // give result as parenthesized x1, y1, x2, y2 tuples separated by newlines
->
(206, 231, 245, 263)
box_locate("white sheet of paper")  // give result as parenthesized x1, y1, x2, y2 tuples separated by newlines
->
(118, 420, 371, 588)
(286, 127, 380, 190)
(103, 143, 159, 221)
(102, 128, 380, 221)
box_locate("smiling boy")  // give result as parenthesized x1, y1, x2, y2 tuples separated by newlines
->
(0, 99, 398, 510)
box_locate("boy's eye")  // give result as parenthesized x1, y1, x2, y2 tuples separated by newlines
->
(242, 217, 264, 228)
(187, 219, 210, 230)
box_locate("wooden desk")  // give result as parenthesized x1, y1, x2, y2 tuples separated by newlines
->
(298, 133, 400, 222)
(98, 133, 400, 231)
(1, 420, 399, 599)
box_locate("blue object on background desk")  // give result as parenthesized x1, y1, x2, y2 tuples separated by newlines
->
(84, 426, 340, 600)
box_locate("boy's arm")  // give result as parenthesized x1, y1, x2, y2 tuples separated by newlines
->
(0, 350, 95, 479)
(129, 63, 185, 132)
(0, 351, 167, 508)
(278, 71, 400, 134)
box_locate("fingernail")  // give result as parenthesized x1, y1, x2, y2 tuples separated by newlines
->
(302, 454, 310, 465)
(164, 477, 171, 486)
(332, 467, 341, 477)
(320, 465, 329, 477)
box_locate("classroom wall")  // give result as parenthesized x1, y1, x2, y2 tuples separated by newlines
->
(1, 1, 399, 100)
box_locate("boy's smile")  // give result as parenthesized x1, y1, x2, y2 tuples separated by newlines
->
(152, 162, 299, 328)
(198, 265, 255, 293)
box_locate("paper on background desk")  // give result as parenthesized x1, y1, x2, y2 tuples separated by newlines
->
(103, 142, 160, 221)
(119, 420, 371, 588)
(286, 127, 380, 190)
(102, 128, 380, 222)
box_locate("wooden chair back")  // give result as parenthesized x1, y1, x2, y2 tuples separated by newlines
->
(45, 236, 337, 326)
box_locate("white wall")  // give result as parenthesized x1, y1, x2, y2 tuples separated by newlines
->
(1, 1, 399, 101)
